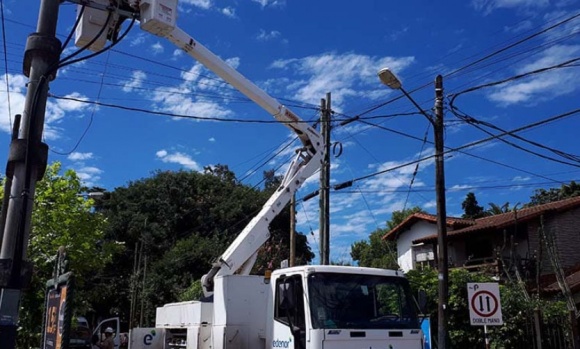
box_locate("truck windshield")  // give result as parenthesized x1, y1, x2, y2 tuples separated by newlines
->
(308, 272, 419, 330)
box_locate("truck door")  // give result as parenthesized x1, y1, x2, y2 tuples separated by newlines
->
(273, 276, 306, 349)
(92, 317, 121, 349)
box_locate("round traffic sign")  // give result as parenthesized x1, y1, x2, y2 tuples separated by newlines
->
(470, 290, 498, 317)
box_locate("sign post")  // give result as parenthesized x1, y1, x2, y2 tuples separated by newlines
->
(42, 247, 74, 349)
(468, 283, 503, 349)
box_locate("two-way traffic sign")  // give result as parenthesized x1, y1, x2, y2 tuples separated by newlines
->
(467, 283, 503, 326)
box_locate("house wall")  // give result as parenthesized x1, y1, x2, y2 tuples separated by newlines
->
(541, 206, 580, 271)
(396, 221, 437, 272)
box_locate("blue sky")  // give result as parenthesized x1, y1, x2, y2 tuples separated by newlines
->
(1, 0, 579, 263)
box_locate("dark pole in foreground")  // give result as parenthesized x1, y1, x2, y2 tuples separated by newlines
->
(0, 1, 59, 347)
(319, 94, 331, 265)
(434, 75, 449, 349)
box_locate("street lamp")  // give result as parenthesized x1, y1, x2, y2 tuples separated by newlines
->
(377, 68, 433, 124)
(378, 68, 449, 349)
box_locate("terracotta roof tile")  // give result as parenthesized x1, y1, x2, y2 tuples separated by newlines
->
(382, 212, 474, 241)
(413, 195, 580, 244)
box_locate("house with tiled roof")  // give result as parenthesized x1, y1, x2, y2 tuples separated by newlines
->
(383, 196, 580, 276)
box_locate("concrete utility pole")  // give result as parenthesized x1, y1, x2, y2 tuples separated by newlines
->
(289, 194, 296, 267)
(319, 93, 331, 265)
(0, 0, 60, 347)
(434, 75, 449, 349)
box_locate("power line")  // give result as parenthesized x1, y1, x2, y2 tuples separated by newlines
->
(333, 179, 579, 195)
(445, 12, 580, 79)
(51, 51, 113, 156)
(1, 0, 12, 129)
(449, 56, 580, 103)
(330, 107, 580, 191)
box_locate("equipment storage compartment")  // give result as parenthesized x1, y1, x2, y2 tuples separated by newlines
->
(165, 329, 187, 349)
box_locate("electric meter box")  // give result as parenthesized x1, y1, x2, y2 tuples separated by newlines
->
(139, 0, 178, 36)
(74, 0, 110, 52)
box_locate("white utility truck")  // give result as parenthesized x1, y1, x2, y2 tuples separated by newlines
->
(74, 1, 424, 348)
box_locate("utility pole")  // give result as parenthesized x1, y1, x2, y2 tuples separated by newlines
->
(289, 194, 296, 267)
(319, 93, 331, 265)
(434, 75, 449, 349)
(0, 1, 60, 347)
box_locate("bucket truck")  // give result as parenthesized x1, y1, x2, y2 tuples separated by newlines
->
(74, 1, 424, 348)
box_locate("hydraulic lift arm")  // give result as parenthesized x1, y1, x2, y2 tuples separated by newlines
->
(138, 2, 324, 294)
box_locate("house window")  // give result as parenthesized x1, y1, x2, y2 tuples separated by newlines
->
(465, 236, 493, 261)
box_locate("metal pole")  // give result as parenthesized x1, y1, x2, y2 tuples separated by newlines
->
(289, 194, 296, 267)
(484, 325, 490, 349)
(0, 1, 60, 347)
(434, 75, 449, 349)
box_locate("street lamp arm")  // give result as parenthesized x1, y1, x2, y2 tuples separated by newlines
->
(399, 87, 435, 125)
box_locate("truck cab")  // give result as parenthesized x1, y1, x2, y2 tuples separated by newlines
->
(269, 265, 422, 349)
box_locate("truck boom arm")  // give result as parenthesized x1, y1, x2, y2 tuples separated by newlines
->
(150, 25, 323, 293)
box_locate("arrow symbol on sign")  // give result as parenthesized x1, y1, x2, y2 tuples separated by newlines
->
(479, 296, 484, 311)
(486, 296, 491, 311)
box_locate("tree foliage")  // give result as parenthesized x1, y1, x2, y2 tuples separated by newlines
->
(1, 163, 114, 348)
(96, 167, 313, 325)
(387, 206, 424, 230)
(461, 192, 485, 219)
(461, 192, 521, 218)
(527, 181, 580, 207)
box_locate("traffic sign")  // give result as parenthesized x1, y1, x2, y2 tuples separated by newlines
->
(467, 283, 503, 326)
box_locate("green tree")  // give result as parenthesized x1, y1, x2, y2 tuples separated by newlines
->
(527, 181, 580, 207)
(351, 229, 397, 269)
(387, 207, 424, 230)
(1, 162, 115, 348)
(461, 192, 486, 219)
(98, 168, 313, 324)
(486, 202, 519, 215)
(351, 207, 424, 269)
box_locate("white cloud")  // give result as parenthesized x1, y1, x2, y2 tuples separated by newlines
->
(504, 20, 533, 33)
(76, 166, 103, 187)
(122, 70, 147, 92)
(512, 176, 531, 181)
(151, 42, 164, 55)
(172, 49, 184, 59)
(0, 78, 94, 140)
(209, 137, 216, 142)
(152, 86, 233, 119)
(68, 152, 93, 161)
(221, 7, 236, 18)
(488, 45, 580, 105)
(257, 29, 282, 41)
(156, 149, 202, 170)
(251, 0, 286, 8)
(449, 184, 475, 192)
(472, 0, 549, 14)
(423, 200, 437, 209)
(269, 53, 415, 111)
(130, 34, 146, 47)
(150, 59, 238, 119)
(180, 0, 213, 9)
